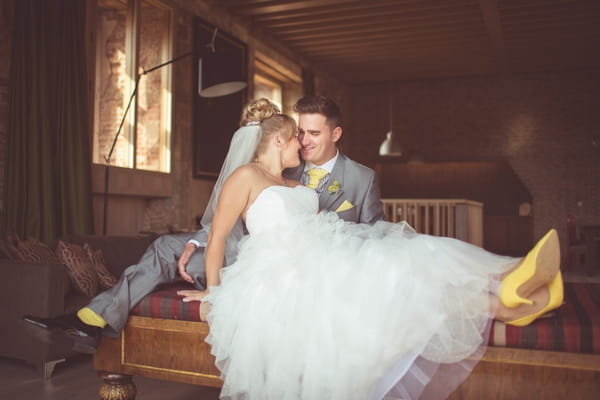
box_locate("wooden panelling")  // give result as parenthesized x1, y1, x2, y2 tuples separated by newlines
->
(94, 316, 222, 388)
(376, 161, 532, 216)
(484, 215, 534, 256)
(450, 347, 600, 400)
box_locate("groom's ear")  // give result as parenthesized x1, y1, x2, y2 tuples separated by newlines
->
(332, 126, 342, 143)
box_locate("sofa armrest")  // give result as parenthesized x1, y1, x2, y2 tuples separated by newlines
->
(0, 260, 67, 319)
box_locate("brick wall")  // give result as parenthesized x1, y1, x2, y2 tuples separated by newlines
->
(346, 71, 600, 245)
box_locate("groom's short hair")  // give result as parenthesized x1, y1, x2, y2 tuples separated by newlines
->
(294, 95, 342, 129)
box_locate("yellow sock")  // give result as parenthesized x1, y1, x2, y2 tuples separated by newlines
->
(77, 307, 107, 328)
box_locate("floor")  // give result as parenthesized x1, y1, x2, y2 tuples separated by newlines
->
(0, 355, 221, 400)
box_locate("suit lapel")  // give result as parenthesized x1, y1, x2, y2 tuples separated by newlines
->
(283, 162, 305, 181)
(319, 154, 345, 212)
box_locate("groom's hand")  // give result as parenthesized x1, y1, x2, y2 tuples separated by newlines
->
(178, 243, 197, 284)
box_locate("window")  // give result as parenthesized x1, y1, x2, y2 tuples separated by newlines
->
(253, 54, 302, 116)
(93, 0, 172, 172)
(254, 73, 282, 112)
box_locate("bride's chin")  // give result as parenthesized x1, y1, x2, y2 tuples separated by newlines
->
(286, 157, 301, 169)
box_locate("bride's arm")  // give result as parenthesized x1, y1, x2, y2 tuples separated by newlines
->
(207, 168, 254, 286)
(179, 167, 252, 302)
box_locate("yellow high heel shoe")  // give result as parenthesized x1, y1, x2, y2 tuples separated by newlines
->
(505, 270, 564, 327)
(499, 229, 560, 308)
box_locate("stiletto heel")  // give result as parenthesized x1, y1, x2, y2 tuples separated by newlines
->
(499, 229, 560, 308)
(505, 270, 564, 327)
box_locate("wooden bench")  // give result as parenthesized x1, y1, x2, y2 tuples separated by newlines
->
(93, 282, 600, 400)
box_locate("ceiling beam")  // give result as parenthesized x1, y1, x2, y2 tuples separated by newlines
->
(283, 25, 487, 48)
(255, 1, 470, 26)
(269, 12, 483, 37)
(220, 0, 362, 16)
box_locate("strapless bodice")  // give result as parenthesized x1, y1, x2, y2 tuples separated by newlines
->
(245, 185, 318, 234)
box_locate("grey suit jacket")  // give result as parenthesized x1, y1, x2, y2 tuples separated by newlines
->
(283, 152, 384, 224)
(191, 153, 384, 243)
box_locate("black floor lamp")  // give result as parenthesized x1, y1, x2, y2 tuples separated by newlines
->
(102, 28, 247, 235)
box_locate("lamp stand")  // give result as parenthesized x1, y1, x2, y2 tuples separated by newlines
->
(101, 28, 248, 235)
(102, 52, 192, 235)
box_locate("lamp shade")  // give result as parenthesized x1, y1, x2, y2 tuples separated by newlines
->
(200, 81, 247, 98)
(379, 131, 403, 156)
(379, 92, 403, 157)
(198, 57, 247, 98)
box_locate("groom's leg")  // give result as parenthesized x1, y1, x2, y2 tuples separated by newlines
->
(87, 232, 195, 336)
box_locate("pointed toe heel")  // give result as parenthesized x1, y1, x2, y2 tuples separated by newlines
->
(499, 229, 560, 308)
(505, 270, 564, 327)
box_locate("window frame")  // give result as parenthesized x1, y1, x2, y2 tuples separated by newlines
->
(92, 0, 173, 173)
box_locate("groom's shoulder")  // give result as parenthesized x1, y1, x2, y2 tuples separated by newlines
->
(340, 153, 376, 178)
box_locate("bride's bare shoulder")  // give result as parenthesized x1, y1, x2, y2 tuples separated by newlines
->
(230, 164, 261, 179)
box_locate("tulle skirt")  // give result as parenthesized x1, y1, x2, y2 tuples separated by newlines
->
(204, 213, 518, 399)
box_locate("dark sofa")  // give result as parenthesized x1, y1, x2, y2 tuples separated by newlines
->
(0, 234, 156, 379)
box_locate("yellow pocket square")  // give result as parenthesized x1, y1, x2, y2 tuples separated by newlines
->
(335, 200, 354, 212)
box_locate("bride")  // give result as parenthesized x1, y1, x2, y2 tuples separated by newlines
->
(180, 98, 563, 400)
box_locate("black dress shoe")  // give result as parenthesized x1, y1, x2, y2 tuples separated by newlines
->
(23, 314, 101, 354)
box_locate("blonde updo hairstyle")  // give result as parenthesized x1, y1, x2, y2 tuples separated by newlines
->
(241, 98, 297, 159)
(240, 98, 280, 126)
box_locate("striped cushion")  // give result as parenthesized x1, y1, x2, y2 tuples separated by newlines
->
(131, 283, 202, 322)
(132, 282, 599, 354)
(490, 282, 600, 354)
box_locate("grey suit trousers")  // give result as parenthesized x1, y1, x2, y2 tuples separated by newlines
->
(87, 231, 208, 336)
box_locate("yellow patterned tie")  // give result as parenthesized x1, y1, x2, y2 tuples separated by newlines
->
(306, 168, 328, 190)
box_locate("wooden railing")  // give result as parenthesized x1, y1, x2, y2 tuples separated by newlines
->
(381, 198, 484, 246)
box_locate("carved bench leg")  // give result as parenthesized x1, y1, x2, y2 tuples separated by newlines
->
(99, 372, 137, 400)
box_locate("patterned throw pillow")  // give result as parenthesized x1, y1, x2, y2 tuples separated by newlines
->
(12, 237, 60, 264)
(5, 235, 71, 295)
(84, 243, 117, 289)
(56, 240, 99, 297)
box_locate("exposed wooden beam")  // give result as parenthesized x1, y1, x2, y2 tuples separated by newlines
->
(283, 25, 487, 49)
(220, 0, 362, 16)
(256, 2, 473, 27)
(304, 39, 489, 60)
(248, 0, 469, 23)
(269, 13, 483, 37)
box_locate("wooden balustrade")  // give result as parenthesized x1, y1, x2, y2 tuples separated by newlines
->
(382, 198, 483, 246)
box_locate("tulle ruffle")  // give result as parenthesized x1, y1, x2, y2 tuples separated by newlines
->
(204, 210, 517, 399)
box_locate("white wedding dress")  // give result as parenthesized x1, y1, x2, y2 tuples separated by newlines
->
(204, 185, 518, 400)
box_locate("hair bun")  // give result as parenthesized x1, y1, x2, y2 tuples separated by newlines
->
(240, 98, 280, 126)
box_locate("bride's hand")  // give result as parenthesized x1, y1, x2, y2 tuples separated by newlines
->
(177, 289, 209, 302)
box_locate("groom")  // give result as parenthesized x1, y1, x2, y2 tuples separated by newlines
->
(284, 95, 383, 224)
(27, 95, 384, 352)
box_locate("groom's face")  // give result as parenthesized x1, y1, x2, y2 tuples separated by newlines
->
(297, 113, 341, 166)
